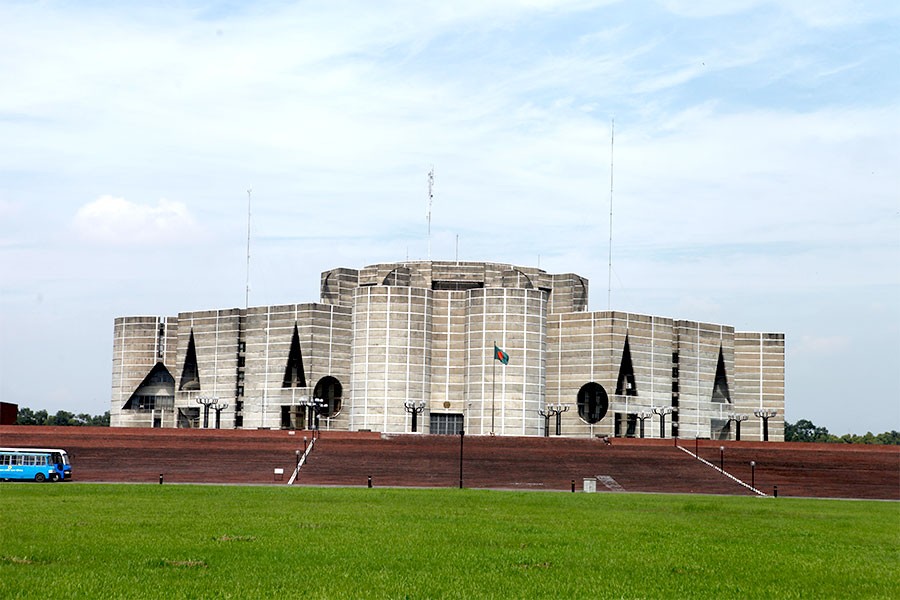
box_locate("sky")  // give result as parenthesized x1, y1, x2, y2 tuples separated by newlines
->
(1, 0, 897, 434)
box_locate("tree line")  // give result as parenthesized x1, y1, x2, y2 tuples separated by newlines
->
(15, 407, 110, 427)
(785, 419, 899, 445)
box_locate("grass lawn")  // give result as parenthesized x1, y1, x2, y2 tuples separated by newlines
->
(1, 484, 897, 599)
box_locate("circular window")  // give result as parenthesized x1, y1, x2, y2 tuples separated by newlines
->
(313, 376, 343, 417)
(577, 382, 609, 424)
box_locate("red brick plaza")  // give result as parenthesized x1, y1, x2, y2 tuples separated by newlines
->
(1, 426, 897, 500)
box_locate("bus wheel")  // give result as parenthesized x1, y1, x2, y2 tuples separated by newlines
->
(50, 473, 60, 482)
(34, 473, 46, 482)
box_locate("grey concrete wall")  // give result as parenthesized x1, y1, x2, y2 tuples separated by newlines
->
(112, 260, 785, 440)
(350, 286, 431, 432)
(111, 316, 177, 428)
(464, 287, 546, 437)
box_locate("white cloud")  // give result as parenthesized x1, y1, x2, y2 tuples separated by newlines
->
(72, 196, 198, 245)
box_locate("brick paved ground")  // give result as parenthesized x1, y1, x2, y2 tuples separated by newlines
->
(1, 427, 896, 499)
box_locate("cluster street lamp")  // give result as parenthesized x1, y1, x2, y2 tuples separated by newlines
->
(539, 403, 569, 436)
(753, 409, 778, 442)
(196, 396, 220, 429)
(458, 428, 465, 489)
(403, 400, 427, 433)
(212, 402, 229, 429)
(727, 413, 749, 441)
(299, 397, 328, 432)
(636, 411, 652, 439)
(539, 407, 552, 437)
(651, 406, 674, 438)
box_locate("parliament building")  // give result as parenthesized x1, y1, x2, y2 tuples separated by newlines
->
(111, 261, 784, 441)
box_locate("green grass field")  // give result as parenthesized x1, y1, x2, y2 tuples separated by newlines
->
(1, 484, 897, 599)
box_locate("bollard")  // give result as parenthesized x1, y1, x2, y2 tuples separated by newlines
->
(159, 474, 164, 485)
(773, 485, 778, 498)
(367, 475, 372, 488)
(571, 479, 575, 493)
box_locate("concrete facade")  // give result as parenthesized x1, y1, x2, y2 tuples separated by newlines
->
(111, 261, 785, 440)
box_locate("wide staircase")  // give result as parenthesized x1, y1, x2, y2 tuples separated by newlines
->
(296, 434, 757, 495)
(1, 426, 896, 498)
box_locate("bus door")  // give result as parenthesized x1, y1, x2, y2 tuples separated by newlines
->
(50, 452, 70, 481)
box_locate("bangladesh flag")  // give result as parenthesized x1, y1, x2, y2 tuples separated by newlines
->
(494, 344, 509, 365)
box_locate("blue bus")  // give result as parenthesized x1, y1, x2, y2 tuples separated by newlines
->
(0, 448, 71, 482)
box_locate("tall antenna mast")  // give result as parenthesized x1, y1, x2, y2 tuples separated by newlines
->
(245, 188, 252, 309)
(427, 167, 434, 260)
(607, 119, 614, 310)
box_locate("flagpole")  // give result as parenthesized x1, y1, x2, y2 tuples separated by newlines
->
(491, 341, 496, 436)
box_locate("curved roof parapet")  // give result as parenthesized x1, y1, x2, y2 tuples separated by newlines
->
(501, 268, 535, 289)
(382, 266, 411, 286)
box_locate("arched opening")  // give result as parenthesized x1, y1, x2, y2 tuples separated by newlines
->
(577, 382, 609, 424)
(314, 376, 343, 418)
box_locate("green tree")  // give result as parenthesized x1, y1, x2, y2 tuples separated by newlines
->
(14, 407, 108, 426)
(876, 430, 900, 445)
(785, 419, 826, 442)
(785, 420, 899, 445)
(48, 410, 76, 426)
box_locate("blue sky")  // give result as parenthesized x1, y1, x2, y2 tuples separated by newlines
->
(1, 0, 897, 434)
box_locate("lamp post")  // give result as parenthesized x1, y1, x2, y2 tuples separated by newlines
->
(538, 407, 553, 437)
(753, 409, 778, 442)
(727, 413, 749, 441)
(300, 397, 328, 434)
(557, 405, 568, 436)
(651, 406, 673, 438)
(403, 400, 427, 433)
(539, 403, 568, 436)
(458, 428, 464, 489)
(313, 398, 328, 435)
(636, 411, 652, 439)
(196, 396, 219, 429)
(213, 402, 229, 430)
(719, 445, 725, 472)
(554, 403, 568, 436)
(750, 460, 756, 489)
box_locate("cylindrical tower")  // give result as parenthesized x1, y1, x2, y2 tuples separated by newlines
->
(464, 287, 546, 436)
(350, 285, 432, 432)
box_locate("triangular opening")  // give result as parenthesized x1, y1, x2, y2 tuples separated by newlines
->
(124, 362, 175, 410)
(615, 335, 638, 396)
(712, 346, 731, 403)
(282, 325, 307, 388)
(179, 330, 200, 391)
